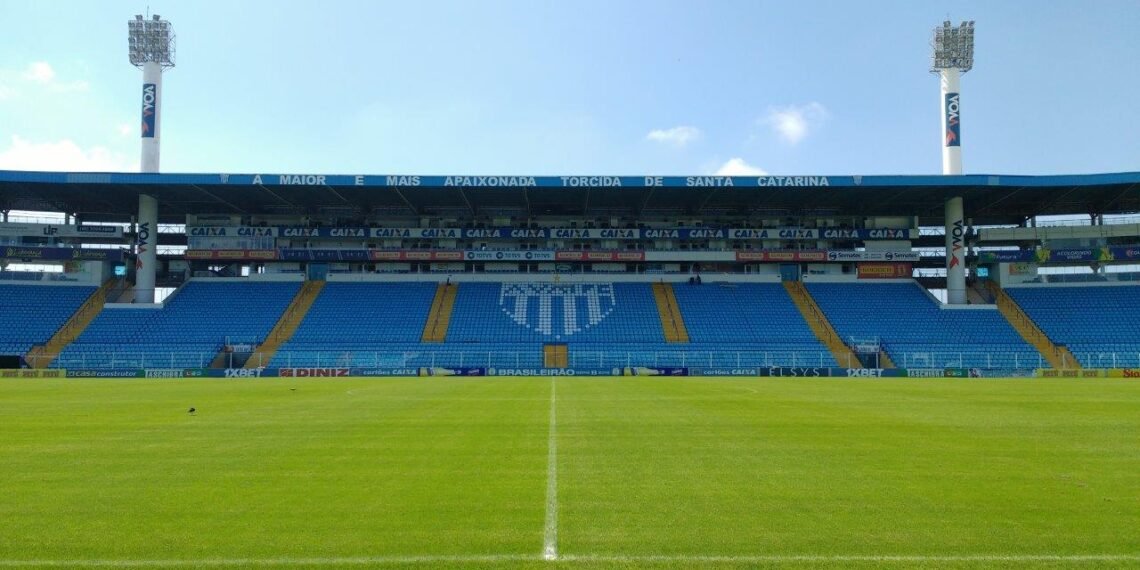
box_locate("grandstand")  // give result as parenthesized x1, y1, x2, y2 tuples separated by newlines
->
(1, 170, 1140, 376)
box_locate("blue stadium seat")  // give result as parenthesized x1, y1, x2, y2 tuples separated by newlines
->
(673, 283, 837, 367)
(1007, 285, 1140, 368)
(808, 282, 1042, 369)
(54, 281, 300, 369)
(0, 284, 96, 356)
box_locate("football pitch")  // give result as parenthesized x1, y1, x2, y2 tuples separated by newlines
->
(1, 377, 1137, 569)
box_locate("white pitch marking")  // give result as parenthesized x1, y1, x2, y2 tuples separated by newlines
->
(542, 378, 558, 561)
(559, 554, 1140, 564)
(3, 553, 1138, 567)
(0, 554, 536, 568)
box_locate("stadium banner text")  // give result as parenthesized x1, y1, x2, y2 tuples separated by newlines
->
(186, 248, 921, 263)
(0, 369, 67, 378)
(188, 225, 915, 241)
(2, 247, 124, 262)
(980, 246, 1140, 264)
(0, 222, 124, 239)
(1036, 368, 1140, 378)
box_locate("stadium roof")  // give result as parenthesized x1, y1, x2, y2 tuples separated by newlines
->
(1, 170, 1138, 225)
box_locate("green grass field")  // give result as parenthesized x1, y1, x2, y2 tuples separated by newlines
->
(1, 377, 1138, 569)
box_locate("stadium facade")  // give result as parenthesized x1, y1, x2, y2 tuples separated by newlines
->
(1, 16, 1139, 380)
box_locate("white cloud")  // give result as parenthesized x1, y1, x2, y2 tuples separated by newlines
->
(22, 62, 55, 83)
(714, 157, 768, 176)
(0, 84, 14, 101)
(0, 136, 137, 172)
(763, 102, 828, 145)
(15, 61, 87, 93)
(646, 125, 701, 147)
(117, 123, 133, 137)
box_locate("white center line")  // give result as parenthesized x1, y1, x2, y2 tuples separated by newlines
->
(542, 378, 558, 561)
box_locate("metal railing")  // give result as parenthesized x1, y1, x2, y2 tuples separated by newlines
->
(894, 351, 1047, 369)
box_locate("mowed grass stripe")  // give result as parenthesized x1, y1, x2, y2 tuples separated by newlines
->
(0, 378, 550, 561)
(556, 378, 1140, 557)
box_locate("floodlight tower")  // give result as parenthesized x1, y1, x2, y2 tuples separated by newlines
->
(128, 14, 175, 303)
(129, 14, 175, 172)
(932, 20, 974, 305)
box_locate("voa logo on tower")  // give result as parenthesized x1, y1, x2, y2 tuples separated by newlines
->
(136, 222, 151, 270)
(945, 92, 960, 147)
(499, 283, 616, 340)
(141, 83, 156, 138)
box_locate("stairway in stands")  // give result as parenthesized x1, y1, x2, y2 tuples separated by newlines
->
(27, 278, 121, 369)
(651, 282, 689, 343)
(783, 281, 863, 368)
(244, 280, 325, 368)
(421, 282, 458, 342)
(986, 281, 1080, 369)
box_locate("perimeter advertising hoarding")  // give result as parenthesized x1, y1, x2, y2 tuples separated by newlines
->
(857, 263, 913, 279)
(0, 369, 67, 378)
(2, 247, 123, 262)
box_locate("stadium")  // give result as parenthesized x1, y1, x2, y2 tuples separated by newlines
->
(1, 8, 1139, 569)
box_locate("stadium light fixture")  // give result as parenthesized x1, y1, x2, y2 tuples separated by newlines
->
(931, 20, 974, 73)
(128, 14, 176, 69)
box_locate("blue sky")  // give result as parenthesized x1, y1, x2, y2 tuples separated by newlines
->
(1, 0, 1139, 177)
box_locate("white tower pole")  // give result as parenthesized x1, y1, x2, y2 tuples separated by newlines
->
(940, 68, 962, 175)
(932, 20, 974, 305)
(129, 14, 175, 303)
(140, 61, 162, 172)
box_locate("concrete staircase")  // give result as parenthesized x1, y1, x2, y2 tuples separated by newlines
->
(245, 280, 325, 369)
(784, 281, 863, 368)
(421, 283, 458, 343)
(26, 278, 123, 369)
(986, 281, 1080, 369)
(651, 282, 690, 343)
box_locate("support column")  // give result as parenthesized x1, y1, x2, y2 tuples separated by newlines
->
(136, 194, 158, 303)
(945, 197, 966, 305)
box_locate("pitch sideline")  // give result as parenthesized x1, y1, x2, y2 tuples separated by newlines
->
(543, 377, 559, 561)
(3, 553, 1140, 567)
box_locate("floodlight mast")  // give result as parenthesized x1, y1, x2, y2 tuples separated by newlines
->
(931, 20, 974, 306)
(128, 14, 175, 173)
(128, 14, 174, 304)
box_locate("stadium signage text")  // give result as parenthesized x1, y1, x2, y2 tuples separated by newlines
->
(756, 176, 830, 187)
(144, 369, 185, 378)
(0, 223, 124, 239)
(187, 225, 913, 241)
(278, 367, 350, 377)
(232, 174, 842, 188)
(945, 92, 961, 147)
(141, 83, 156, 138)
(224, 368, 265, 378)
(445, 176, 538, 187)
(948, 219, 964, 269)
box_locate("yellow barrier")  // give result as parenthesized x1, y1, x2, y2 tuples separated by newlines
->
(0, 369, 67, 379)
